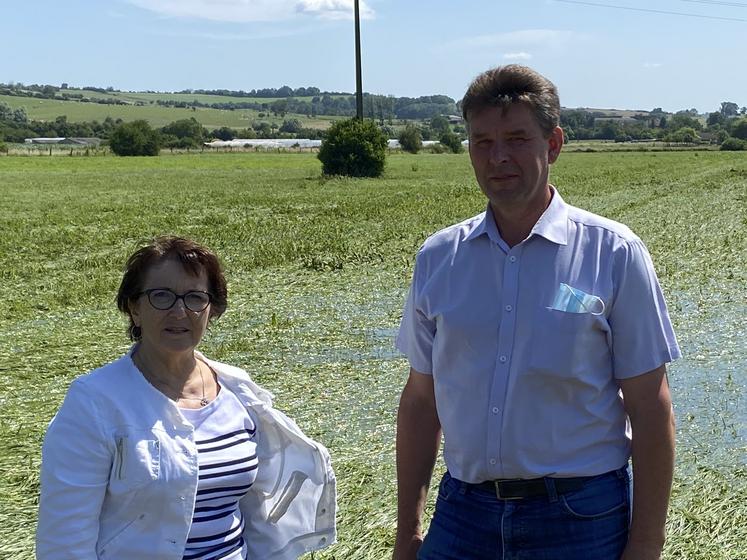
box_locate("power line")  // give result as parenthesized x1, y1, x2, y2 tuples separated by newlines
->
(679, 0, 747, 7)
(553, 0, 747, 21)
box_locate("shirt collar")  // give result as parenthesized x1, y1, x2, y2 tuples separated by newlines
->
(463, 186, 569, 246)
(463, 206, 503, 244)
(530, 185, 569, 246)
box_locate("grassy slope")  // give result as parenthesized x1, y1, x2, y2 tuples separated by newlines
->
(0, 93, 340, 129)
(0, 152, 744, 558)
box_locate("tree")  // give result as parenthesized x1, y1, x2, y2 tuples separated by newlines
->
(161, 118, 206, 145)
(720, 101, 739, 118)
(429, 115, 451, 136)
(12, 107, 28, 124)
(730, 118, 747, 140)
(236, 127, 257, 139)
(252, 122, 271, 138)
(279, 119, 302, 134)
(665, 127, 699, 143)
(398, 124, 422, 153)
(668, 113, 702, 131)
(317, 118, 387, 177)
(596, 120, 623, 140)
(109, 120, 161, 156)
(439, 130, 464, 153)
(707, 112, 725, 127)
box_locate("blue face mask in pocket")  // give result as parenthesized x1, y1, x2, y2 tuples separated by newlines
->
(548, 283, 605, 315)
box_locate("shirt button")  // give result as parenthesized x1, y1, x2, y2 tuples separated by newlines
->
(505, 305, 512, 312)
(492, 407, 500, 414)
(509, 256, 517, 263)
(499, 355, 508, 363)
(489, 458, 497, 465)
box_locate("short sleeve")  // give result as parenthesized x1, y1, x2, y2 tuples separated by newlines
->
(37, 379, 112, 559)
(395, 255, 437, 374)
(609, 239, 681, 379)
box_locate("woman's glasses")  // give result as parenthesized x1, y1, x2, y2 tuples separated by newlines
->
(137, 288, 212, 312)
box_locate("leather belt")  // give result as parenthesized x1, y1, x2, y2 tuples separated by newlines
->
(473, 475, 591, 500)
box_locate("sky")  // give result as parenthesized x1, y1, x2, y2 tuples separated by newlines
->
(2, 0, 746, 113)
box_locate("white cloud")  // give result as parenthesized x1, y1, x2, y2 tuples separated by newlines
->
(643, 62, 662, 68)
(125, 0, 373, 22)
(503, 52, 533, 61)
(296, 0, 373, 19)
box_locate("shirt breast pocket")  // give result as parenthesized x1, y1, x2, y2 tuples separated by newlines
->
(109, 431, 161, 493)
(529, 307, 609, 378)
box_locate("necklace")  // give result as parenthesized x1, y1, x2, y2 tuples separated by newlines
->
(135, 353, 210, 406)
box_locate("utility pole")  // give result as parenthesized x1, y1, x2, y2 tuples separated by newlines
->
(354, 0, 363, 119)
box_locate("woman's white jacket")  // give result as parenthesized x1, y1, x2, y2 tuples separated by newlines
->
(36, 349, 337, 559)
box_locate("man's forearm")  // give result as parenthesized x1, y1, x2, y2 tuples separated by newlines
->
(623, 401, 675, 558)
(395, 388, 441, 542)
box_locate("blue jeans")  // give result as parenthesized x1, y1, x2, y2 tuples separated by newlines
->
(418, 468, 631, 560)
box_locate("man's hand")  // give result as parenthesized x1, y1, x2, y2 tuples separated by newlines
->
(620, 538, 664, 560)
(393, 368, 441, 560)
(392, 532, 424, 560)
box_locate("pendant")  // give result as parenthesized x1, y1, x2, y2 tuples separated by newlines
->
(200, 397, 209, 407)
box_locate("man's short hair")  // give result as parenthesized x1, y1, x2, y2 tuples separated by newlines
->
(461, 65, 560, 137)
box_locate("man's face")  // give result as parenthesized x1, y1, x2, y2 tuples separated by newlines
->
(468, 103, 562, 211)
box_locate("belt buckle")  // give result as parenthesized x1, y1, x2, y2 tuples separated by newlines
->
(493, 481, 523, 500)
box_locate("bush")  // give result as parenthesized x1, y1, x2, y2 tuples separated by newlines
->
(109, 120, 161, 156)
(398, 124, 422, 154)
(279, 119, 302, 134)
(163, 135, 200, 149)
(0, 141, 7, 154)
(720, 137, 746, 151)
(665, 127, 699, 143)
(211, 126, 236, 141)
(439, 130, 464, 153)
(318, 118, 387, 177)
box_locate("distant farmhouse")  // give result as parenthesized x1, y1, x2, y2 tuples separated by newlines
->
(24, 137, 102, 146)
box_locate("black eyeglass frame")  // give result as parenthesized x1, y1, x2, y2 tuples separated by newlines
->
(136, 288, 213, 313)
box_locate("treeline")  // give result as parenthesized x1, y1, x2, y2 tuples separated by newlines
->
(155, 93, 457, 120)
(177, 86, 328, 98)
(0, 82, 458, 120)
(0, 84, 139, 106)
(561, 103, 747, 147)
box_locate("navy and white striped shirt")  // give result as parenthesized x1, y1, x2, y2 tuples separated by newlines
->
(180, 386, 258, 560)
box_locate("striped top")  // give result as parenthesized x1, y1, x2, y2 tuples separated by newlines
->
(180, 385, 258, 560)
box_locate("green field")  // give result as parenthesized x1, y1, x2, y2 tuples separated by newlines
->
(0, 151, 745, 558)
(60, 88, 327, 105)
(0, 93, 340, 129)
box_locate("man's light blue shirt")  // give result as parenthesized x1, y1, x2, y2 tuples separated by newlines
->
(396, 187, 681, 482)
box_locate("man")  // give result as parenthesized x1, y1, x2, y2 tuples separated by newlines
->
(393, 65, 679, 560)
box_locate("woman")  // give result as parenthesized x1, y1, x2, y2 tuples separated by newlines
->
(37, 236, 336, 560)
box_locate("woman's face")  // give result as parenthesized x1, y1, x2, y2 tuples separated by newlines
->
(129, 258, 211, 356)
